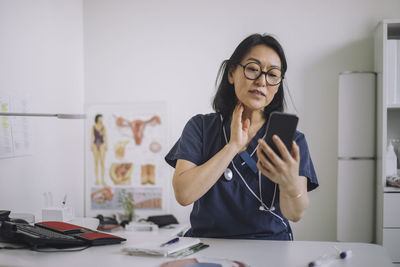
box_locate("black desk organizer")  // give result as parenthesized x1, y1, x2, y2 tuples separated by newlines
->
(0, 211, 126, 249)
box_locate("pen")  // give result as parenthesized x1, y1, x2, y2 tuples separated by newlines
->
(308, 248, 352, 267)
(62, 194, 67, 207)
(160, 237, 179, 247)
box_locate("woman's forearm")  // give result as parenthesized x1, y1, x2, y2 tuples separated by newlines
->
(173, 143, 239, 206)
(279, 176, 309, 222)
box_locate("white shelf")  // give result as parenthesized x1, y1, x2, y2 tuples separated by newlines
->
(376, 20, 400, 263)
(384, 186, 400, 193)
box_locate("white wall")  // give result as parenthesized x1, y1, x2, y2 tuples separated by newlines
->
(0, 1, 85, 219)
(83, 0, 400, 241)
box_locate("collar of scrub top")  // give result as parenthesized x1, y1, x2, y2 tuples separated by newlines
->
(239, 151, 258, 174)
(222, 116, 266, 174)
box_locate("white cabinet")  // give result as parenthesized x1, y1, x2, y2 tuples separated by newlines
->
(337, 160, 375, 242)
(375, 19, 400, 264)
(337, 72, 376, 243)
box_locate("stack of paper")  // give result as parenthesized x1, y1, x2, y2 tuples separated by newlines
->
(122, 237, 201, 257)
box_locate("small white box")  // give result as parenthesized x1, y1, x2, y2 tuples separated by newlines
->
(42, 207, 74, 222)
(125, 221, 158, 232)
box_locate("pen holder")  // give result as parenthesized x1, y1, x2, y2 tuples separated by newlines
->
(42, 207, 74, 222)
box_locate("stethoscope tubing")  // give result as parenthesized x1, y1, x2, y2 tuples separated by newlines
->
(220, 115, 288, 230)
(230, 159, 288, 229)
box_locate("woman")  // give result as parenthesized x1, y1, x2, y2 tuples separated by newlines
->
(91, 114, 108, 186)
(165, 34, 318, 240)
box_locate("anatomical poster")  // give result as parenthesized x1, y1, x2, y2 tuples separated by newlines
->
(85, 102, 167, 217)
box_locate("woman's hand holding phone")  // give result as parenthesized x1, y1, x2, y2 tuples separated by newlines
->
(256, 111, 302, 197)
(256, 136, 302, 197)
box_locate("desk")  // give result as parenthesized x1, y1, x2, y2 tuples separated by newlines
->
(0, 228, 393, 267)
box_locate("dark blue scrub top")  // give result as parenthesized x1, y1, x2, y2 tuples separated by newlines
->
(165, 113, 318, 240)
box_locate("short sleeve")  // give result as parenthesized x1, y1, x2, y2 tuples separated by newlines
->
(295, 132, 319, 192)
(165, 115, 204, 168)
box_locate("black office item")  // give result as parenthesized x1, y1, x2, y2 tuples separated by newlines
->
(0, 220, 126, 249)
(147, 214, 178, 227)
(96, 214, 119, 225)
(10, 218, 29, 224)
(0, 210, 11, 222)
(95, 214, 122, 232)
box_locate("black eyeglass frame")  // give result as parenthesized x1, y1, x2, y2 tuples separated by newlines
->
(238, 62, 284, 86)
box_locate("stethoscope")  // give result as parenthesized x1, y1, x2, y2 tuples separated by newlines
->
(220, 115, 290, 234)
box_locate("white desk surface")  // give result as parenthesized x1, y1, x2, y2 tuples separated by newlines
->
(0, 226, 393, 267)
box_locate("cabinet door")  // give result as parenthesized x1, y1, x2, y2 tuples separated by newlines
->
(383, 229, 400, 262)
(337, 160, 374, 242)
(383, 193, 400, 227)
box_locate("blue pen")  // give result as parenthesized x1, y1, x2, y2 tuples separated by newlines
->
(160, 237, 179, 247)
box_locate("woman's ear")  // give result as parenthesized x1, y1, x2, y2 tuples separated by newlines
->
(227, 66, 235, 85)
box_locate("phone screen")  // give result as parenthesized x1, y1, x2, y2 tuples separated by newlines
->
(264, 112, 298, 157)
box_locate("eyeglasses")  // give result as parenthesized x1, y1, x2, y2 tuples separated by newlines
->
(238, 62, 283, 86)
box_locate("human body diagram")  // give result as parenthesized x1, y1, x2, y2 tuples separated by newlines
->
(91, 114, 108, 186)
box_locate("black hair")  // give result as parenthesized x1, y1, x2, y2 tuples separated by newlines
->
(212, 34, 287, 120)
(95, 114, 103, 123)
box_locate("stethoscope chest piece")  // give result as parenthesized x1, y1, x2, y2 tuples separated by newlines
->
(260, 205, 275, 212)
(224, 168, 233, 181)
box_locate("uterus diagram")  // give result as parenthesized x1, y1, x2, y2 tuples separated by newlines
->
(113, 114, 161, 146)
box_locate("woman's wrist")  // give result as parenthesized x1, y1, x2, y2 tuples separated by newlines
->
(226, 142, 242, 154)
(279, 183, 303, 199)
(280, 191, 303, 200)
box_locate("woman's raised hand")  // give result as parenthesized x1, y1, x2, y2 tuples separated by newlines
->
(229, 103, 250, 153)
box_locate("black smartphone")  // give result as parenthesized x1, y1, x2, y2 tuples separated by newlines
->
(264, 112, 299, 157)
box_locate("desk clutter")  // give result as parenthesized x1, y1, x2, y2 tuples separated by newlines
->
(95, 213, 179, 233)
(0, 210, 212, 262)
(0, 210, 125, 250)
